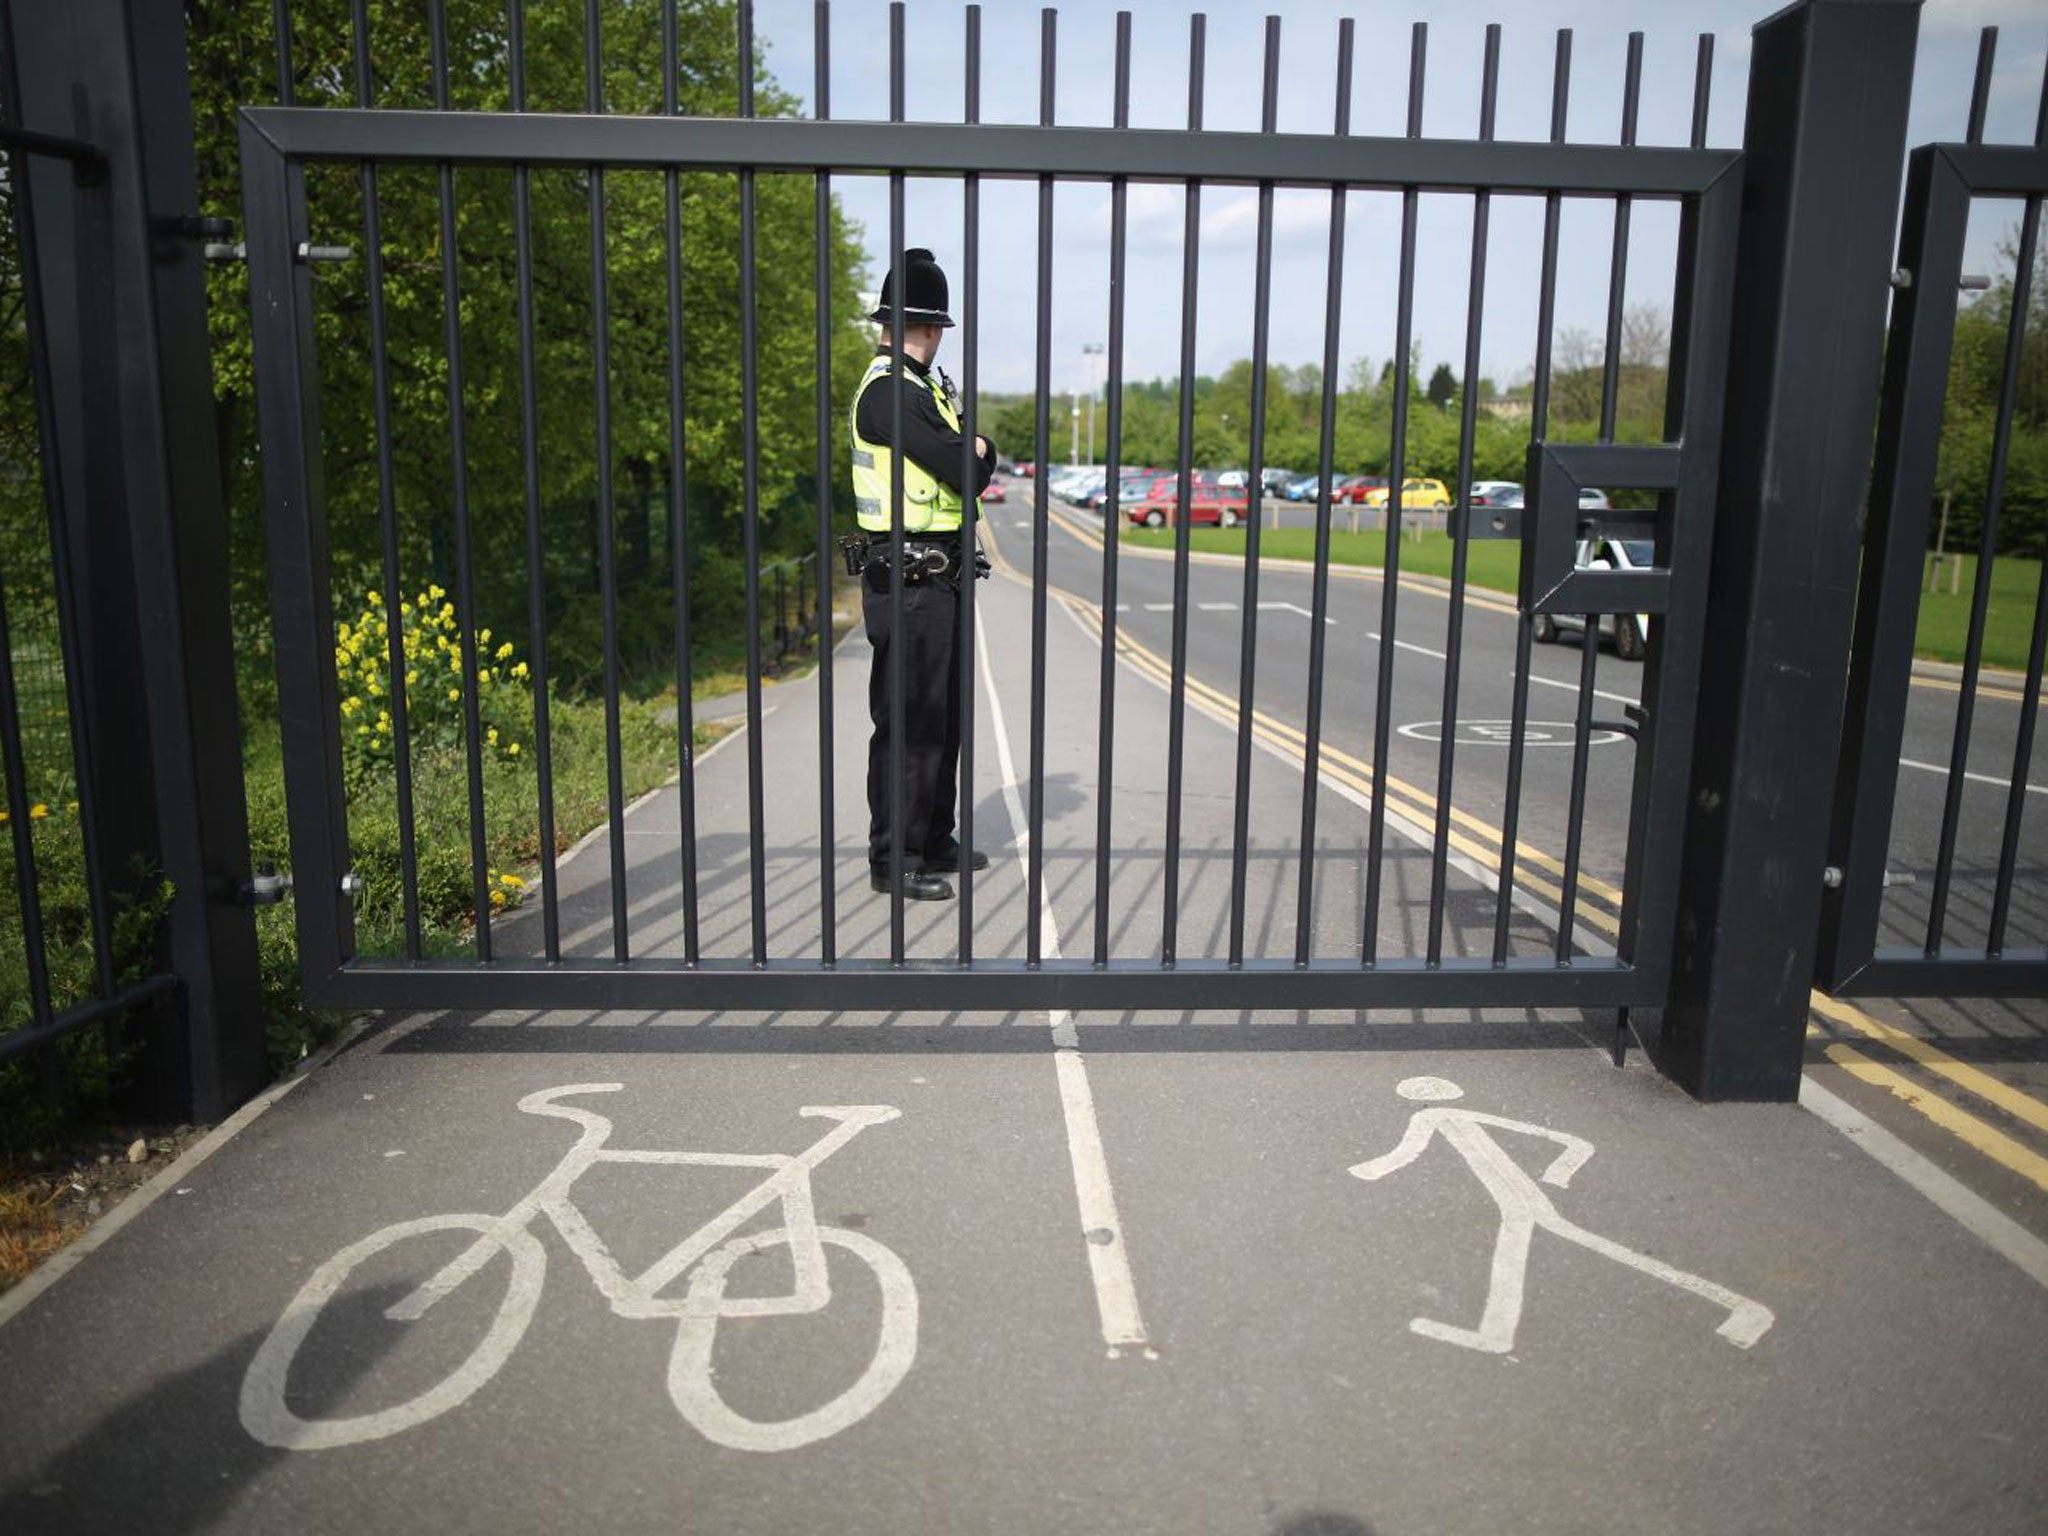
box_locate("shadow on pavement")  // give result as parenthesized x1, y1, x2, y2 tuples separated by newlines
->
(370, 1008, 1618, 1057)
(0, 1286, 407, 1535)
(1273, 1512, 1378, 1536)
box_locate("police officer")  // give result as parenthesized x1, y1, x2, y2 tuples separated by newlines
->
(851, 248, 995, 900)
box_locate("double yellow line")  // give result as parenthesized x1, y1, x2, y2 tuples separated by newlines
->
(983, 511, 2048, 1199)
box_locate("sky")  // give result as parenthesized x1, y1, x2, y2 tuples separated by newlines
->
(737, 0, 2048, 416)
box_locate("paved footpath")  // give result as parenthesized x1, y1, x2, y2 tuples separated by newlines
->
(2, 565, 2046, 1535)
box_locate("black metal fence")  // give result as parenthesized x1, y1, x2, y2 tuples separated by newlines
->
(0, 27, 179, 1110)
(0, 0, 2036, 1117)
(1819, 35, 2048, 998)
(238, 0, 1740, 1021)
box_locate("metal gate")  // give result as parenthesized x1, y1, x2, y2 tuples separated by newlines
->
(239, 2, 1746, 1019)
(1818, 126, 2048, 998)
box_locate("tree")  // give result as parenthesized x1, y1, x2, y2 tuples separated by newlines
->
(178, 0, 874, 697)
(1935, 227, 2048, 557)
(1426, 363, 1457, 410)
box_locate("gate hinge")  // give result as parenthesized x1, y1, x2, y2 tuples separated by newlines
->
(241, 861, 293, 907)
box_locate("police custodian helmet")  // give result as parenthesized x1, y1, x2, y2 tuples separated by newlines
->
(869, 248, 954, 329)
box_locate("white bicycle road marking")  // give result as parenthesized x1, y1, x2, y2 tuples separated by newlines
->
(1396, 718, 1626, 748)
(1351, 1076, 1774, 1356)
(240, 1086, 917, 1454)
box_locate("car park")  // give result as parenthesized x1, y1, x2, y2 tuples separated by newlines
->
(1532, 535, 1652, 660)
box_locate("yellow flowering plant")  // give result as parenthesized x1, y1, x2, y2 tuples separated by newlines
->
(334, 586, 532, 784)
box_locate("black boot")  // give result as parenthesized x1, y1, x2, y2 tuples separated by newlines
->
(870, 867, 955, 901)
(923, 848, 990, 874)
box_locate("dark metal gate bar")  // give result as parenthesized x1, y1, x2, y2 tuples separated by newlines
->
(238, 0, 1745, 1017)
(1819, 120, 2048, 998)
(0, 0, 266, 1119)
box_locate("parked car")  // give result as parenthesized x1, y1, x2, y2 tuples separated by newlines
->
(1260, 467, 1295, 494)
(1361, 476, 1451, 509)
(1059, 469, 1106, 506)
(980, 478, 1006, 503)
(1018, 461, 1037, 477)
(1466, 481, 1522, 507)
(1283, 475, 1324, 502)
(1215, 468, 1250, 489)
(1046, 467, 1097, 503)
(1122, 473, 1251, 529)
(1578, 486, 1611, 510)
(1335, 475, 1387, 505)
(1532, 536, 1652, 660)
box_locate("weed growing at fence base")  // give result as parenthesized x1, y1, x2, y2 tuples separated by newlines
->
(244, 687, 712, 1068)
(0, 803, 172, 1158)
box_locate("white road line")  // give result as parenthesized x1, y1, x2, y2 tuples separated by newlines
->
(1897, 756, 2047, 796)
(1142, 602, 1175, 612)
(975, 607, 1152, 1358)
(1198, 601, 1237, 611)
(1799, 1074, 2048, 1293)
(1258, 600, 1336, 624)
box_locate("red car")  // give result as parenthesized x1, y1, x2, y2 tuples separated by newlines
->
(1334, 475, 1387, 504)
(980, 479, 1007, 503)
(1122, 474, 1251, 528)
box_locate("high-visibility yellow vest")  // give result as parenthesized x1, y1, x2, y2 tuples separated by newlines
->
(849, 355, 974, 534)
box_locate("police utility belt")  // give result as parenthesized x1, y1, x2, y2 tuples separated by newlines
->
(839, 534, 989, 588)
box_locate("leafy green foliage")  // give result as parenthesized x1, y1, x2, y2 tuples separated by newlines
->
(184, 0, 872, 699)
(1935, 228, 2048, 559)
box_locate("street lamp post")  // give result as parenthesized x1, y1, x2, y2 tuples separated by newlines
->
(1081, 341, 1105, 465)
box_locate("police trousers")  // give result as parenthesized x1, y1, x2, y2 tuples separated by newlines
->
(862, 568, 964, 872)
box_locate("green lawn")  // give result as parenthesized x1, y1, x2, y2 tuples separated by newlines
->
(1911, 552, 2044, 674)
(1118, 525, 2042, 672)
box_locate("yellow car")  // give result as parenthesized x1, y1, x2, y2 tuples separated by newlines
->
(1360, 476, 1451, 509)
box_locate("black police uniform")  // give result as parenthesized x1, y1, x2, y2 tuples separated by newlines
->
(857, 252, 995, 899)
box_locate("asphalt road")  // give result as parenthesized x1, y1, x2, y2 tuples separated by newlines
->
(1012, 478, 2047, 958)
(1, 486, 2045, 1534)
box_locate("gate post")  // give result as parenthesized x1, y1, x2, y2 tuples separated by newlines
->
(6, 0, 267, 1120)
(1657, 0, 1920, 1100)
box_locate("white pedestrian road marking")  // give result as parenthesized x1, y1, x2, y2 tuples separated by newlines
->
(1350, 1076, 1774, 1355)
(976, 609, 1152, 1357)
(1398, 718, 1626, 748)
(241, 1088, 917, 1453)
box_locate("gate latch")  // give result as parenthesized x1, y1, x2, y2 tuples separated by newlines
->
(241, 861, 293, 907)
